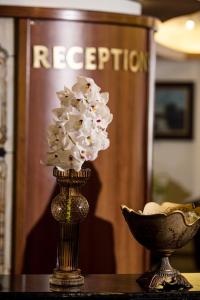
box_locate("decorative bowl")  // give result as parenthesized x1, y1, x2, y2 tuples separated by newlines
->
(121, 202, 200, 290)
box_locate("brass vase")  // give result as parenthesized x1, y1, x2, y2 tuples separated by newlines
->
(49, 167, 90, 289)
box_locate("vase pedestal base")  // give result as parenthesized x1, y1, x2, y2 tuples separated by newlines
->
(137, 270, 192, 291)
(49, 269, 84, 290)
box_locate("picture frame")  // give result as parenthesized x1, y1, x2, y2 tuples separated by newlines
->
(154, 82, 194, 140)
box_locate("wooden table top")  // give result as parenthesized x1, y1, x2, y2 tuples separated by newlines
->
(0, 274, 200, 299)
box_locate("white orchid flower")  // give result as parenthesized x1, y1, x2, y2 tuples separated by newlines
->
(45, 76, 113, 171)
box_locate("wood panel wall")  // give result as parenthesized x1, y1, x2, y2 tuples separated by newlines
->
(0, 7, 157, 274)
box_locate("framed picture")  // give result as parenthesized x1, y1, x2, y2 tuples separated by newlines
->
(154, 82, 194, 140)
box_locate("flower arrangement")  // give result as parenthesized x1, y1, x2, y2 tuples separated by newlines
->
(45, 76, 113, 171)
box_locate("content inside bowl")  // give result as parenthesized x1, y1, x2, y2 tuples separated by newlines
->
(139, 202, 200, 225)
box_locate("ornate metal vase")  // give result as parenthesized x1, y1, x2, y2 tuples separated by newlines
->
(49, 167, 90, 289)
(121, 202, 200, 291)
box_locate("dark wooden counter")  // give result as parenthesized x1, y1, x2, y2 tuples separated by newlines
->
(0, 274, 200, 299)
(0, 6, 158, 275)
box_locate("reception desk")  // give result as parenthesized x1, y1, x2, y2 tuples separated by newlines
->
(0, 6, 158, 275)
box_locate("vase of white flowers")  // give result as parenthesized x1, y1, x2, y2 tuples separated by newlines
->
(45, 76, 112, 288)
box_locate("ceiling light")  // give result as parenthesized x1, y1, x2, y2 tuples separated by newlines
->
(155, 11, 200, 54)
(185, 19, 195, 30)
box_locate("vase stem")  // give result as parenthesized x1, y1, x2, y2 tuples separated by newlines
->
(58, 224, 79, 272)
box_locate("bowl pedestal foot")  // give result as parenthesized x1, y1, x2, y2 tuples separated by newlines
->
(137, 256, 192, 290)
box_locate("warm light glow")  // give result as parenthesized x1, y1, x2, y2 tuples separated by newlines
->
(185, 19, 195, 30)
(155, 12, 200, 54)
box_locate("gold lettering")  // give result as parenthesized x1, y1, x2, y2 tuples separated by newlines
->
(33, 45, 51, 68)
(85, 47, 97, 70)
(138, 52, 148, 72)
(129, 50, 139, 72)
(32, 45, 148, 72)
(66, 46, 83, 70)
(98, 47, 110, 70)
(53, 46, 66, 69)
(123, 49, 129, 71)
(111, 48, 123, 71)
(144, 53, 148, 72)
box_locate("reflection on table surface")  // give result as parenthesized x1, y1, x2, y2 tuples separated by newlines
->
(0, 274, 200, 293)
